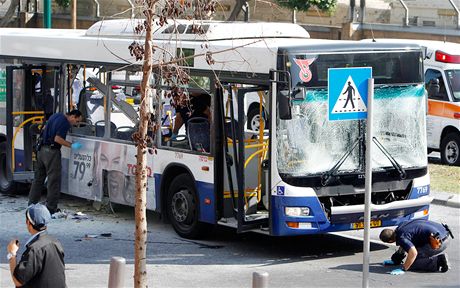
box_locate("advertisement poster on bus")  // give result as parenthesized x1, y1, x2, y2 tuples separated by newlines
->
(67, 140, 97, 200)
(66, 138, 155, 210)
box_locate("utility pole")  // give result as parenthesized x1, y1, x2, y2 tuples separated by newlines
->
(72, 0, 77, 29)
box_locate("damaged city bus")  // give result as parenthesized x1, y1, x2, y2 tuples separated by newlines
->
(0, 19, 431, 238)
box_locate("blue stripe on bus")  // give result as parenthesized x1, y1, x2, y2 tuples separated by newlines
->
(14, 149, 25, 172)
(195, 181, 216, 224)
(154, 173, 215, 224)
(154, 174, 162, 213)
(408, 184, 430, 199)
(270, 194, 429, 236)
(270, 195, 328, 236)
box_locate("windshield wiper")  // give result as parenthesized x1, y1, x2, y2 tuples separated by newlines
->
(321, 136, 362, 186)
(372, 137, 407, 179)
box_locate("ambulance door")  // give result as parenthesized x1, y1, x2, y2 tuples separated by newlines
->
(425, 68, 449, 149)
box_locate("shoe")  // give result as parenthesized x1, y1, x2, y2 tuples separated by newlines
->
(437, 254, 449, 272)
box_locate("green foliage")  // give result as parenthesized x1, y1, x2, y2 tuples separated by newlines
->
(275, 0, 337, 12)
(56, 0, 71, 8)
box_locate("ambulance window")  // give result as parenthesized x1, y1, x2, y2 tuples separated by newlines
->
(425, 69, 448, 101)
(446, 70, 460, 102)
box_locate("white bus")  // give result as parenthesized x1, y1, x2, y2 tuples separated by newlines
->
(0, 19, 432, 238)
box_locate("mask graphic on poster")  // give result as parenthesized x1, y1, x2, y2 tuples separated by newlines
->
(93, 142, 127, 202)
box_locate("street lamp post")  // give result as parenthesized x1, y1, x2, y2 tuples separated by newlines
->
(43, 0, 51, 28)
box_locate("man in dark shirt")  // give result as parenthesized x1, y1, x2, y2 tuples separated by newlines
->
(171, 93, 211, 139)
(7, 203, 66, 287)
(380, 219, 452, 274)
(28, 110, 82, 214)
(171, 101, 192, 139)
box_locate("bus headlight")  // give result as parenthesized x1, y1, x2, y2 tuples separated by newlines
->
(285, 207, 310, 217)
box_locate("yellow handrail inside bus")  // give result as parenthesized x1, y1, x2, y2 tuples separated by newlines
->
(244, 147, 268, 203)
(12, 111, 44, 115)
(244, 148, 267, 169)
(11, 116, 44, 171)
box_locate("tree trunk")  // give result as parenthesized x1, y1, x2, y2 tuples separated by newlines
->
(227, 0, 246, 21)
(134, 2, 154, 287)
(0, 0, 20, 27)
(71, 0, 77, 29)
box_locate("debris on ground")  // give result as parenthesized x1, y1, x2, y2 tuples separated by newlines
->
(80, 233, 112, 240)
(51, 210, 68, 219)
(72, 211, 91, 220)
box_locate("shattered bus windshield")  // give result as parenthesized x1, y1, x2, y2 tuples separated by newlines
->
(277, 51, 426, 177)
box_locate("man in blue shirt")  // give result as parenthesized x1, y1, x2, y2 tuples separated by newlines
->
(28, 110, 82, 214)
(380, 219, 452, 274)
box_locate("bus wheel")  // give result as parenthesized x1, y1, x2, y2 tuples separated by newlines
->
(0, 142, 14, 194)
(167, 174, 207, 239)
(441, 133, 460, 166)
(247, 106, 268, 131)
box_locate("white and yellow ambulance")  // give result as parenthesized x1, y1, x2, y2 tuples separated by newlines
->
(420, 41, 459, 166)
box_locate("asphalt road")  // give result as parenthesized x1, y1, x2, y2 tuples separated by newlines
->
(0, 193, 459, 288)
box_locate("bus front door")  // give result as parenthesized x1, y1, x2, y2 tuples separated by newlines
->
(223, 84, 269, 233)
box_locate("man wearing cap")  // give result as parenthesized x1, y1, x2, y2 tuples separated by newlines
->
(379, 219, 452, 275)
(6, 203, 66, 287)
(28, 109, 82, 214)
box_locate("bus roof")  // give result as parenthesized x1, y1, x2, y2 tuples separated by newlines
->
(0, 20, 422, 74)
(85, 19, 311, 41)
(364, 38, 458, 53)
(362, 38, 460, 68)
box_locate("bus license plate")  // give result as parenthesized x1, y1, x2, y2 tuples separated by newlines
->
(352, 220, 382, 229)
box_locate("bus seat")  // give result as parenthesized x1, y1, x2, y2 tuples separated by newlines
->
(72, 122, 95, 136)
(116, 126, 135, 141)
(187, 117, 210, 152)
(95, 120, 116, 137)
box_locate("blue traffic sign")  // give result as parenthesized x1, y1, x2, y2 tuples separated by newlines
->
(328, 67, 372, 121)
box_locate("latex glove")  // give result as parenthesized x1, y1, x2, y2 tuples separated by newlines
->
(71, 142, 82, 150)
(390, 268, 405, 275)
(383, 259, 395, 266)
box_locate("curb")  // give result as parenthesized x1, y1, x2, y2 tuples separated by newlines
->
(432, 194, 460, 209)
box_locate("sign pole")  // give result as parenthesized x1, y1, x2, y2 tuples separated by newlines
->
(362, 78, 374, 288)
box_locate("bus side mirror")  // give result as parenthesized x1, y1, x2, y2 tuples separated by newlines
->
(278, 90, 292, 120)
(292, 88, 305, 100)
(427, 78, 440, 96)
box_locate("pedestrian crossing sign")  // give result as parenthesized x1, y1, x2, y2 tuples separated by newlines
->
(328, 67, 372, 121)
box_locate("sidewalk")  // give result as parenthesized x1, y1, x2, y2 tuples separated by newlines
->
(431, 190, 460, 209)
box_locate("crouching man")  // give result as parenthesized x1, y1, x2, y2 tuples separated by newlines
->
(379, 219, 453, 275)
(6, 203, 66, 287)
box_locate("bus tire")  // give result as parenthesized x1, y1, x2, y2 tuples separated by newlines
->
(0, 142, 14, 194)
(247, 106, 268, 131)
(167, 173, 208, 239)
(441, 133, 460, 166)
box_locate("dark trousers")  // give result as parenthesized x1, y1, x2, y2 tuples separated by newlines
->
(28, 146, 62, 213)
(410, 238, 449, 272)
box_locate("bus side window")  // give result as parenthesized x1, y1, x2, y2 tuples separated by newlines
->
(425, 69, 448, 101)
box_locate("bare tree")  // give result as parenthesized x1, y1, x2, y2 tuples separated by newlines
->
(129, 1, 216, 286)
